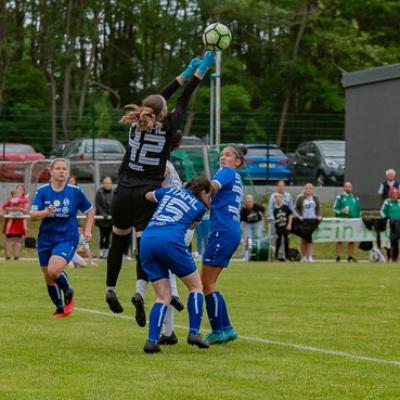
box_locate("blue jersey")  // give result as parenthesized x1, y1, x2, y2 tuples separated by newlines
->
(30, 183, 92, 247)
(210, 167, 243, 233)
(144, 187, 206, 241)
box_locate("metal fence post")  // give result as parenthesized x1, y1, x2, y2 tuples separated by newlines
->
(24, 162, 32, 194)
(202, 145, 211, 180)
(93, 160, 101, 187)
(268, 217, 274, 262)
(91, 108, 96, 161)
(265, 113, 271, 182)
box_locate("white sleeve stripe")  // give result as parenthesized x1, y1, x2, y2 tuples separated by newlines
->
(212, 179, 222, 189)
(83, 205, 93, 214)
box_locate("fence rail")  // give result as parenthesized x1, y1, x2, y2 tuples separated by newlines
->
(0, 108, 344, 156)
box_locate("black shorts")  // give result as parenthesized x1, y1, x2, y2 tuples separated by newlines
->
(111, 185, 159, 232)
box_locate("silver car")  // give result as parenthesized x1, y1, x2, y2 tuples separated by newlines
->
(62, 138, 126, 182)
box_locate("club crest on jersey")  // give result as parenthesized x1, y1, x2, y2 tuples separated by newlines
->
(63, 198, 70, 206)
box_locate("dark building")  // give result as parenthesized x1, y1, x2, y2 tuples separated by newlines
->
(342, 63, 400, 210)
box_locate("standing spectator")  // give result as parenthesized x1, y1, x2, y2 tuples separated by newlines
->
(2, 186, 29, 260)
(268, 180, 295, 219)
(16, 184, 29, 234)
(273, 193, 293, 261)
(378, 169, 400, 203)
(333, 182, 361, 262)
(377, 169, 399, 259)
(68, 175, 78, 186)
(95, 176, 114, 259)
(380, 188, 400, 262)
(4, 190, 23, 235)
(292, 183, 322, 262)
(240, 194, 266, 242)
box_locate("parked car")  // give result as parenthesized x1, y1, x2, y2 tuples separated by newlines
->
(62, 138, 126, 182)
(242, 144, 292, 183)
(181, 135, 203, 146)
(291, 140, 345, 186)
(51, 140, 73, 157)
(0, 143, 48, 182)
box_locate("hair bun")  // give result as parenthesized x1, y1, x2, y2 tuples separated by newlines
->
(238, 144, 248, 156)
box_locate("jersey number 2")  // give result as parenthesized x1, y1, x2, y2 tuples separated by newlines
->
(130, 132, 166, 166)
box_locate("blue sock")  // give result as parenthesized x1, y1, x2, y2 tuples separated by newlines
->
(55, 272, 70, 294)
(216, 291, 232, 330)
(188, 292, 204, 335)
(205, 292, 223, 333)
(47, 284, 63, 310)
(148, 303, 167, 344)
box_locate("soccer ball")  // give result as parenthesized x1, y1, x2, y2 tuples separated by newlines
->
(202, 23, 232, 51)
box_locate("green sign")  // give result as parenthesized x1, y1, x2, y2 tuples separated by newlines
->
(312, 218, 389, 243)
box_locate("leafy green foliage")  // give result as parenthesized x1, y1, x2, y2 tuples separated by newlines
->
(0, 0, 399, 148)
(3, 62, 48, 108)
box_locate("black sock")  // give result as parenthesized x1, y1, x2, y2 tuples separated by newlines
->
(106, 232, 130, 287)
(135, 237, 148, 282)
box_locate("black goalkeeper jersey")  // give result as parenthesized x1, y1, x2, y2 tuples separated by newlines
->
(117, 76, 201, 188)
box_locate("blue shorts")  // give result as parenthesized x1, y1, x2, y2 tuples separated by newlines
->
(38, 242, 77, 267)
(140, 235, 197, 282)
(203, 230, 241, 267)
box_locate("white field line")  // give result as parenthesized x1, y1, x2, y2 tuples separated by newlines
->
(75, 307, 400, 367)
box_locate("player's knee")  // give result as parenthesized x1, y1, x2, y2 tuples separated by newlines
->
(156, 292, 172, 305)
(42, 269, 53, 285)
(190, 283, 203, 294)
(202, 280, 215, 295)
(47, 268, 59, 281)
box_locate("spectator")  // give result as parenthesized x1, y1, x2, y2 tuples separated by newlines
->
(273, 193, 293, 261)
(95, 176, 114, 259)
(333, 182, 361, 262)
(377, 169, 399, 259)
(68, 175, 78, 186)
(380, 187, 400, 262)
(268, 180, 295, 219)
(4, 190, 22, 235)
(240, 194, 266, 242)
(2, 186, 29, 260)
(292, 183, 322, 262)
(16, 184, 29, 234)
(378, 169, 400, 203)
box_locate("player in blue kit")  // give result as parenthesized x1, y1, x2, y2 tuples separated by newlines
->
(30, 158, 95, 318)
(201, 145, 247, 345)
(140, 178, 212, 353)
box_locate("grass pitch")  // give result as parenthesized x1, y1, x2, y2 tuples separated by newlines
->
(1, 260, 400, 399)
